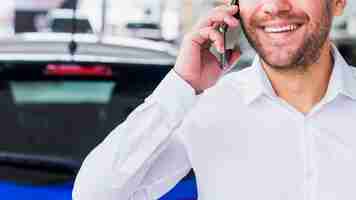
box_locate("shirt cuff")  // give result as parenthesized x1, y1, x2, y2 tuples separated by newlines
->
(147, 69, 197, 125)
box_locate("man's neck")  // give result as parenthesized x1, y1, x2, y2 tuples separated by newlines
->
(262, 41, 334, 114)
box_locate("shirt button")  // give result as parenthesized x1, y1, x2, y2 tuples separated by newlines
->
(306, 170, 314, 179)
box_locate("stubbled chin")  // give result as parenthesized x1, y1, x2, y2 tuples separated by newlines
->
(261, 46, 300, 68)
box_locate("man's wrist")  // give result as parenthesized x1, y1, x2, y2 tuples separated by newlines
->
(172, 68, 203, 95)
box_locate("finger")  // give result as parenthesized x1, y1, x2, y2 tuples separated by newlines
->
(222, 0, 230, 4)
(213, 4, 239, 18)
(199, 27, 225, 53)
(197, 5, 239, 29)
(215, 0, 231, 5)
(212, 22, 222, 29)
(191, 27, 225, 53)
(210, 5, 239, 26)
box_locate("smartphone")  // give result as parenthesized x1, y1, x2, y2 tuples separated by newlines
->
(219, 0, 240, 69)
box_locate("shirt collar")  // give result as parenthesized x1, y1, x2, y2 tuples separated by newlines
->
(239, 56, 276, 104)
(331, 44, 356, 101)
(239, 44, 356, 105)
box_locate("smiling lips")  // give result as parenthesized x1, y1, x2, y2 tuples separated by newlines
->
(264, 24, 301, 33)
(257, 22, 304, 45)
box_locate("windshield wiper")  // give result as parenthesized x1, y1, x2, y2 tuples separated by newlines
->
(0, 152, 80, 175)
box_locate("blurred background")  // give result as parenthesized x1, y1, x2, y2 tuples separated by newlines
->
(1, 0, 355, 48)
(1, 0, 355, 62)
(8, 0, 186, 43)
(0, 1, 356, 200)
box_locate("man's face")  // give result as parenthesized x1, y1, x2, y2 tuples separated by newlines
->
(238, 0, 341, 70)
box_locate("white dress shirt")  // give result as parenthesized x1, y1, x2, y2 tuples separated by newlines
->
(73, 46, 356, 200)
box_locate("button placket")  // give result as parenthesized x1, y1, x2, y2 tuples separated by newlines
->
(303, 119, 318, 200)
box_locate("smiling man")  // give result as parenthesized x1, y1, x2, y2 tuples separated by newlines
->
(73, 0, 356, 199)
(242, 0, 333, 69)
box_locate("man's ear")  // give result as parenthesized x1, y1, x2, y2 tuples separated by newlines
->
(333, 0, 347, 16)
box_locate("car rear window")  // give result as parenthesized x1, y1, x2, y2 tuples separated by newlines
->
(0, 62, 170, 184)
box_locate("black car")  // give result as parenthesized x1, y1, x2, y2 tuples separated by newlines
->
(0, 33, 197, 200)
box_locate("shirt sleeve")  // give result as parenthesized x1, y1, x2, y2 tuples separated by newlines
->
(72, 70, 198, 200)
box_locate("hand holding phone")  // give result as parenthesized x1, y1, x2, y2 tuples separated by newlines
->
(173, 1, 240, 93)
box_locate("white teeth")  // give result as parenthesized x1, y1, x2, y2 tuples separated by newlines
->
(264, 24, 298, 33)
